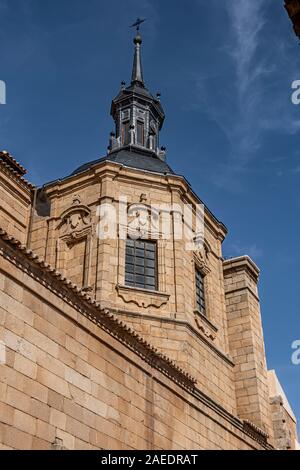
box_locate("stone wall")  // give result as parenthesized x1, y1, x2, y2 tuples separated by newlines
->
(269, 397, 298, 450)
(0, 158, 33, 245)
(0, 233, 271, 450)
(1, 154, 297, 450)
(26, 160, 281, 441)
(268, 370, 298, 450)
(223, 257, 273, 437)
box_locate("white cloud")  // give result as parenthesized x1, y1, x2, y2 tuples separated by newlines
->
(225, 241, 263, 261)
(193, 0, 300, 190)
(222, 0, 269, 165)
(228, 0, 266, 96)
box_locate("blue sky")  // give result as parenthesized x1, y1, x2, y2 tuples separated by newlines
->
(1, 0, 300, 432)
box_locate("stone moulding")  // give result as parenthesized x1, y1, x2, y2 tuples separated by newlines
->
(194, 309, 218, 341)
(114, 309, 234, 367)
(0, 227, 273, 449)
(193, 248, 211, 277)
(243, 420, 269, 445)
(116, 284, 170, 308)
(223, 256, 260, 284)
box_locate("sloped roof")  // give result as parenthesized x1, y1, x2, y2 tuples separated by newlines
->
(71, 149, 174, 177)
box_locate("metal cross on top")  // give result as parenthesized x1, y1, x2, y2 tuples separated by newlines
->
(130, 17, 146, 33)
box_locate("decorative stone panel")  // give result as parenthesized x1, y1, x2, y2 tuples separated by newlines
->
(116, 284, 170, 309)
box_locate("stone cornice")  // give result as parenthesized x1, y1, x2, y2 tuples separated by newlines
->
(42, 160, 227, 242)
(223, 256, 260, 284)
(243, 420, 269, 443)
(0, 227, 196, 391)
(112, 309, 235, 367)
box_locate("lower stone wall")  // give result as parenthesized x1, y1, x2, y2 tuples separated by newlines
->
(0, 238, 272, 450)
(269, 396, 298, 450)
(114, 311, 237, 416)
(223, 258, 273, 435)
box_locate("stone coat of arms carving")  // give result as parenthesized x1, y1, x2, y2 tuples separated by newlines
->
(58, 196, 92, 243)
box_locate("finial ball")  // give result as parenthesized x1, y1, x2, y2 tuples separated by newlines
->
(134, 34, 142, 45)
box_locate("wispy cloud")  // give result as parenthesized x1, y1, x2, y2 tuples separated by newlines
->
(228, 0, 266, 95)
(224, 241, 263, 261)
(226, 0, 269, 152)
(213, 0, 270, 187)
(193, 0, 300, 190)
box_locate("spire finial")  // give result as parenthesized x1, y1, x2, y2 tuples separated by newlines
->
(130, 18, 146, 86)
(130, 17, 146, 33)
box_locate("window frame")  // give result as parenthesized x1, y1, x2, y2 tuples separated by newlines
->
(121, 121, 130, 145)
(136, 120, 145, 146)
(125, 239, 158, 291)
(195, 266, 206, 316)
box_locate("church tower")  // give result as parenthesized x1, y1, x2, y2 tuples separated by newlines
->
(2, 22, 298, 450)
(27, 28, 274, 438)
(28, 26, 275, 436)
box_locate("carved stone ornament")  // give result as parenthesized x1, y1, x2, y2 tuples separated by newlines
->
(58, 196, 92, 243)
(193, 247, 211, 276)
(127, 203, 159, 239)
(194, 313, 217, 341)
(116, 285, 170, 309)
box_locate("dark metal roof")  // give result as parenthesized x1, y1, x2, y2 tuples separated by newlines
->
(112, 83, 157, 105)
(70, 148, 175, 177)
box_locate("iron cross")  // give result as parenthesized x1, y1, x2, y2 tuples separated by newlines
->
(130, 18, 146, 32)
